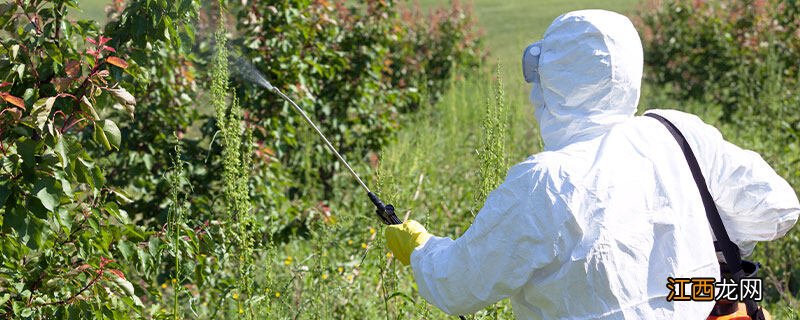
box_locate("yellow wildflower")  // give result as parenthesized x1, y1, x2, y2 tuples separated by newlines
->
(161, 283, 167, 289)
(369, 227, 376, 235)
(361, 243, 368, 249)
(275, 292, 281, 298)
(322, 273, 329, 280)
(232, 293, 239, 300)
(347, 239, 353, 245)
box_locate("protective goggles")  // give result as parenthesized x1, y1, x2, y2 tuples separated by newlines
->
(522, 41, 542, 84)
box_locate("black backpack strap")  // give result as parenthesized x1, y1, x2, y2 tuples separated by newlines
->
(644, 113, 763, 319)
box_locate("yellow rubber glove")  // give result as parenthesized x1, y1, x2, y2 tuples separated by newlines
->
(385, 220, 432, 266)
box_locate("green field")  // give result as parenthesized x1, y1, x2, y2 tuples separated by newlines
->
(70, 0, 110, 22)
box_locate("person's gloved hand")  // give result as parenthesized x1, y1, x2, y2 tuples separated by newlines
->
(385, 220, 432, 266)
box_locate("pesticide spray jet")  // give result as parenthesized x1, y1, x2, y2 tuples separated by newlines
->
(231, 56, 401, 225)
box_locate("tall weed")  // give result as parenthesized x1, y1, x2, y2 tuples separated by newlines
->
(210, 7, 257, 317)
(477, 65, 510, 205)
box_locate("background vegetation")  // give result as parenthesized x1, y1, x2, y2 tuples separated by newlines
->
(1, 0, 798, 319)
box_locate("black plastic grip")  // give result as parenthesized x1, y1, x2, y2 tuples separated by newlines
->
(367, 192, 402, 225)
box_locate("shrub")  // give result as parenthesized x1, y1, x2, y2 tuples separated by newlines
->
(100, 0, 206, 222)
(0, 1, 143, 317)
(637, 0, 800, 116)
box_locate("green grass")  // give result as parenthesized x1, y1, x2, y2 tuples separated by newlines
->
(71, 0, 110, 23)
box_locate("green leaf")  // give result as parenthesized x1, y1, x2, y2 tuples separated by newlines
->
(30, 97, 55, 131)
(111, 276, 139, 302)
(15, 63, 24, 79)
(19, 306, 33, 318)
(17, 138, 38, 172)
(34, 180, 59, 211)
(108, 87, 136, 119)
(76, 157, 94, 189)
(53, 135, 69, 169)
(117, 240, 133, 260)
(94, 121, 111, 150)
(0, 180, 10, 207)
(108, 188, 133, 204)
(56, 208, 72, 237)
(87, 216, 99, 232)
(81, 95, 100, 119)
(4, 205, 47, 249)
(2, 206, 26, 239)
(102, 119, 121, 150)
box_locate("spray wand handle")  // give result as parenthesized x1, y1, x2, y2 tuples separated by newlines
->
(368, 192, 402, 225)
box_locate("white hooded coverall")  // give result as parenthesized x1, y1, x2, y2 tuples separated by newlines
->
(410, 10, 800, 320)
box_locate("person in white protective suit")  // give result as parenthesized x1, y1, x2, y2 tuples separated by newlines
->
(384, 9, 800, 320)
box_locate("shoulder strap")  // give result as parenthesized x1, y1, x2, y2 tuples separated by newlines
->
(644, 113, 744, 275)
(644, 113, 764, 319)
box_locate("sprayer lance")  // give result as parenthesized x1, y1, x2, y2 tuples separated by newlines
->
(266, 81, 463, 320)
(267, 84, 401, 225)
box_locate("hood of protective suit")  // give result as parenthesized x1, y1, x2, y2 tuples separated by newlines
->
(525, 10, 643, 151)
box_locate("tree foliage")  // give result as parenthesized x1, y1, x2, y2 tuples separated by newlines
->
(0, 0, 482, 318)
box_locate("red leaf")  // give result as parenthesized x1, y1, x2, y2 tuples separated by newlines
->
(86, 37, 97, 45)
(106, 269, 126, 280)
(106, 56, 128, 69)
(102, 45, 116, 53)
(1, 93, 25, 110)
(99, 256, 115, 268)
(56, 93, 77, 100)
(86, 49, 98, 58)
(1, 107, 22, 121)
(65, 60, 81, 78)
(52, 77, 74, 92)
(99, 36, 112, 46)
(77, 264, 92, 272)
(0, 82, 11, 88)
